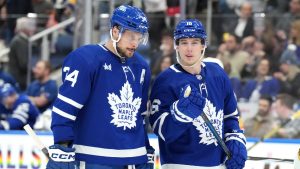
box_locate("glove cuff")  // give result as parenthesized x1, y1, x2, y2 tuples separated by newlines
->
(48, 144, 75, 162)
(225, 130, 246, 146)
(171, 100, 193, 123)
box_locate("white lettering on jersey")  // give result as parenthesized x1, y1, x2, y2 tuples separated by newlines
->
(107, 81, 141, 130)
(193, 99, 224, 146)
(122, 66, 135, 81)
(63, 66, 79, 87)
(103, 63, 112, 71)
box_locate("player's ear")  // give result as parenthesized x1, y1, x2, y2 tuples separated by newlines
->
(112, 26, 120, 37)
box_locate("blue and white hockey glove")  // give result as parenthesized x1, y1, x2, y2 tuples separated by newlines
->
(136, 147, 155, 169)
(170, 85, 206, 123)
(224, 130, 247, 169)
(46, 144, 77, 169)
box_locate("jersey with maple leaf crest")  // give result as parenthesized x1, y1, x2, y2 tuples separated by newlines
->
(149, 62, 240, 168)
(51, 44, 151, 165)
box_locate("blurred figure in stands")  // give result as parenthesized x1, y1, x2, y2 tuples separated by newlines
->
(217, 33, 249, 79)
(26, 60, 58, 113)
(0, 83, 39, 130)
(241, 58, 280, 102)
(244, 95, 277, 137)
(273, 94, 300, 138)
(274, 58, 300, 98)
(8, 17, 36, 91)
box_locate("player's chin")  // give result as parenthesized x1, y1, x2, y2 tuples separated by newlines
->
(125, 50, 135, 57)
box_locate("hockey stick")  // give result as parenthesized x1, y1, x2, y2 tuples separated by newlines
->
(247, 110, 300, 152)
(23, 124, 49, 158)
(247, 156, 293, 163)
(184, 86, 232, 159)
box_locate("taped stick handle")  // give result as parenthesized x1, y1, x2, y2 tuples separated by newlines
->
(23, 124, 49, 158)
(201, 113, 232, 159)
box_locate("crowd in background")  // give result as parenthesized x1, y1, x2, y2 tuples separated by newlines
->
(0, 0, 299, 139)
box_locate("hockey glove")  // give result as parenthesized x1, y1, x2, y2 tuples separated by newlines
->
(224, 130, 247, 169)
(46, 144, 77, 169)
(136, 147, 155, 169)
(170, 85, 206, 123)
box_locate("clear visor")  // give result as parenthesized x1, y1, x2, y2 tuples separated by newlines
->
(121, 29, 148, 45)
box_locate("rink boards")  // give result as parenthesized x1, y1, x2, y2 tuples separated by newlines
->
(0, 131, 299, 169)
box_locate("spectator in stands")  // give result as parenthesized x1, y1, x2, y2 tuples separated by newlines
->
(276, 0, 300, 33)
(217, 33, 250, 79)
(32, 0, 54, 32)
(241, 58, 280, 102)
(241, 36, 266, 79)
(152, 55, 175, 78)
(0, 83, 39, 130)
(244, 95, 278, 137)
(273, 58, 300, 99)
(273, 94, 300, 138)
(8, 17, 36, 91)
(26, 60, 57, 113)
(150, 29, 175, 70)
(231, 2, 254, 39)
(223, 62, 242, 100)
(5, 0, 33, 44)
(280, 19, 300, 66)
(143, 0, 167, 51)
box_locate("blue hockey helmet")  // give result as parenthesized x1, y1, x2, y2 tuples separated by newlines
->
(174, 19, 207, 45)
(111, 5, 149, 35)
(0, 84, 16, 101)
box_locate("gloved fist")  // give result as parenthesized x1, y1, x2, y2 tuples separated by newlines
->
(46, 144, 77, 169)
(225, 131, 247, 169)
(170, 85, 206, 123)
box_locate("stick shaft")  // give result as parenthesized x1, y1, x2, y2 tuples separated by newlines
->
(23, 124, 49, 158)
(201, 113, 232, 159)
(248, 156, 293, 163)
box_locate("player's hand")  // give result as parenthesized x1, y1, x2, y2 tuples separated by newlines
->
(46, 144, 77, 169)
(170, 85, 206, 123)
(225, 131, 247, 169)
(136, 147, 155, 169)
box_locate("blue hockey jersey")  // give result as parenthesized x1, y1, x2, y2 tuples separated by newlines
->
(51, 44, 151, 165)
(149, 62, 240, 168)
(1, 94, 39, 130)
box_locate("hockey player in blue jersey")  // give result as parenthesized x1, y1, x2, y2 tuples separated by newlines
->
(149, 19, 247, 169)
(46, 4, 154, 169)
(0, 83, 39, 130)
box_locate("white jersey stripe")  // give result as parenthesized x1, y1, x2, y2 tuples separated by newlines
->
(11, 114, 27, 124)
(58, 94, 83, 109)
(152, 112, 169, 141)
(53, 106, 76, 121)
(170, 65, 181, 73)
(224, 109, 238, 119)
(162, 164, 225, 169)
(74, 144, 146, 158)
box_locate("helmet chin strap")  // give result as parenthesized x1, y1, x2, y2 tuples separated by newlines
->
(110, 29, 126, 60)
(176, 47, 206, 68)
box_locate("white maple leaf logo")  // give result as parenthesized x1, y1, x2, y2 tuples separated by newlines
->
(108, 81, 141, 130)
(193, 99, 224, 146)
